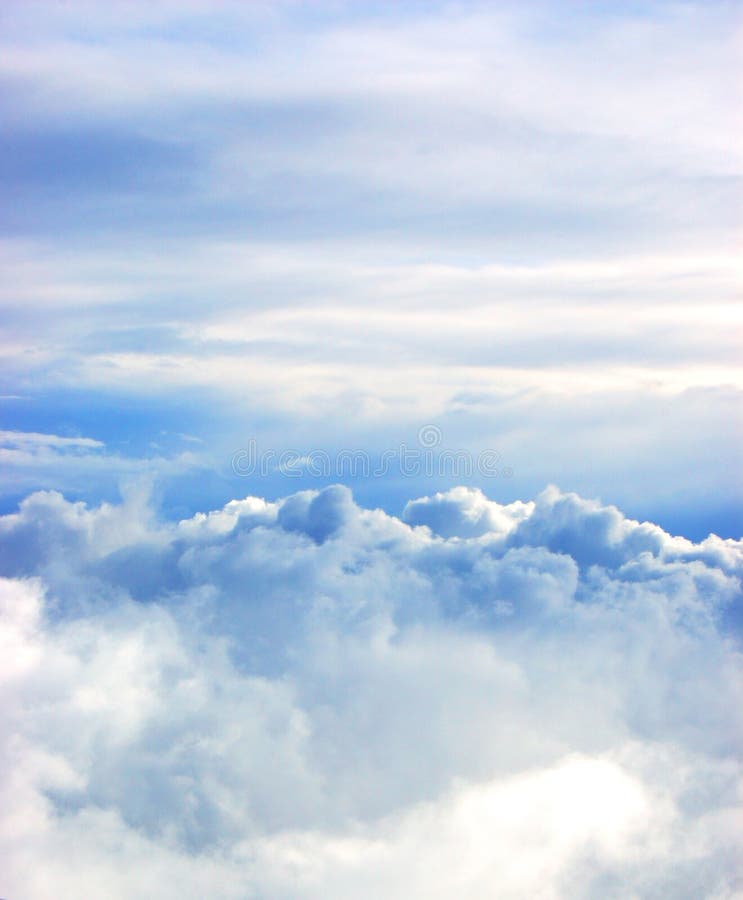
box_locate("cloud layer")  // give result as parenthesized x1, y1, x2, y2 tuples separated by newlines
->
(1, 4, 741, 892)
(1, 484, 741, 898)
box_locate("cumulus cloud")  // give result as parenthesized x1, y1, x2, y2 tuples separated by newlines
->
(403, 485, 533, 538)
(0, 484, 741, 898)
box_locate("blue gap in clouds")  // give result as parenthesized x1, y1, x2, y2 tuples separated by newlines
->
(0, 387, 223, 452)
(1, 390, 740, 542)
(0, 129, 196, 191)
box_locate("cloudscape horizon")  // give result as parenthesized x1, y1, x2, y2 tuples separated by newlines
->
(1, 1, 741, 897)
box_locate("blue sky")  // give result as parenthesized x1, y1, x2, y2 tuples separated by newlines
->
(1, 3, 742, 897)
(1, 0, 740, 537)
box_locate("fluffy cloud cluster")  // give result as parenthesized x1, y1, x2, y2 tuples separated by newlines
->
(1, 484, 741, 898)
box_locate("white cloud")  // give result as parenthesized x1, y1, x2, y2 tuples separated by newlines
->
(0, 430, 104, 449)
(403, 486, 533, 538)
(0, 484, 741, 897)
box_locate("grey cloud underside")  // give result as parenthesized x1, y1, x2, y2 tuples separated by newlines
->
(0, 484, 741, 898)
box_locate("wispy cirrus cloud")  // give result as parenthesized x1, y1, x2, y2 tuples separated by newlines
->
(0, 429, 203, 504)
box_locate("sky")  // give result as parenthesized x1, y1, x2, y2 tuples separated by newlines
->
(1, 1, 742, 898)
(0, 0, 741, 535)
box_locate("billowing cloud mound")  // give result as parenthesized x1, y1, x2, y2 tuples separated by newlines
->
(1, 485, 741, 898)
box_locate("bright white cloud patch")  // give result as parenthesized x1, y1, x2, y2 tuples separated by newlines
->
(0, 485, 741, 898)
